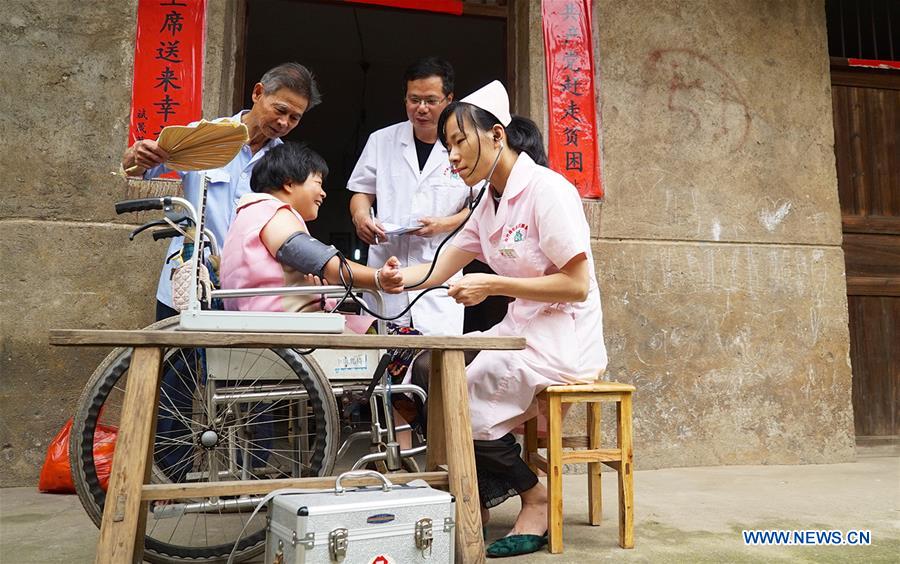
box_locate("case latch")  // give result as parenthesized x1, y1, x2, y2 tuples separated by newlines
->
(273, 539, 285, 564)
(415, 518, 434, 556)
(329, 527, 349, 561)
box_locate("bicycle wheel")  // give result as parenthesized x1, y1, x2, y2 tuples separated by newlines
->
(69, 316, 340, 563)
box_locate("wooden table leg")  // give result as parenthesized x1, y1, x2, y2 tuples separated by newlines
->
(437, 350, 485, 563)
(617, 394, 635, 549)
(426, 351, 447, 471)
(546, 393, 564, 554)
(587, 401, 602, 525)
(95, 346, 163, 564)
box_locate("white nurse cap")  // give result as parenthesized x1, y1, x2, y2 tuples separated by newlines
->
(460, 80, 511, 126)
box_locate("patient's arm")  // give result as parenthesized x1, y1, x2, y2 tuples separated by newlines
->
(260, 208, 401, 293)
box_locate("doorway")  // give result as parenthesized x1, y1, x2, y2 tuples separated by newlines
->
(830, 64, 900, 445)
(825, 0, 899, 446)
(241, 0, 511, 330)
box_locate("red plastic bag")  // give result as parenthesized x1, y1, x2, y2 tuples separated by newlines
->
(38, 418, 118, 494)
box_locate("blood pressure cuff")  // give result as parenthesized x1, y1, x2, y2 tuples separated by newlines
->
(275, 232, 339, 277)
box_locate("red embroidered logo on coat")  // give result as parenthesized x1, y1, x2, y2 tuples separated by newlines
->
(503, 223, 528, 243)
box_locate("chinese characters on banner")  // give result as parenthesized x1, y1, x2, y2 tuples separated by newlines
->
(128, 0, 206, 147)
(542, 0, 603, 199)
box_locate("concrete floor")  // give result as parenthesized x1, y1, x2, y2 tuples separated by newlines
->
(1, 450, 898, 563)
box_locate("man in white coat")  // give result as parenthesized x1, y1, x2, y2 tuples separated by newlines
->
(348, 57, 468, 335)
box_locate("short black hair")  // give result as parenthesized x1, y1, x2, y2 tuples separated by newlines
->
(403, 56, 455, 96)
(251, 142, 329, 193)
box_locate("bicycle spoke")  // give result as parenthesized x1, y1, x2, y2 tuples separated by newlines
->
(72, 338, 337, 561)
(157, 385, 201, 431)
(217, 351, 284, 421)
(239, 405, 313, 430)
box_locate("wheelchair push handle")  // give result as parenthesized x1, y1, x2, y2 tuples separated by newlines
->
(152, 227, 183, 241)
(115, 197, 169, 214)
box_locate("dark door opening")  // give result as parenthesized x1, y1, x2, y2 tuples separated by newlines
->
(242, 0, 510, 331)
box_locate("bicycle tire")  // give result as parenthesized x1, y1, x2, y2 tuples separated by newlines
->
(69, 316, 340, 563)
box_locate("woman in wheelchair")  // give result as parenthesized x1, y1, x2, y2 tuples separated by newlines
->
(398, 81, 608, 558)
(219, 141, 403, 311)
(215, 142, 404, 472)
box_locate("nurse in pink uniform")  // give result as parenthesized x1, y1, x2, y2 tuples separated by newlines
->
(400, 81, 608, 557)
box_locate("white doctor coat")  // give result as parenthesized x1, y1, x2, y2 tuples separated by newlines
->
(347, 121, 468, 335)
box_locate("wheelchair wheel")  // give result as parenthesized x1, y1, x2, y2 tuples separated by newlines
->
(69, 316, 340, 563)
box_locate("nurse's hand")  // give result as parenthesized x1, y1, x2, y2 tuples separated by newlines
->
(352, 211, 386, 245)
(448, 273, 494, 306)
(377, 257, 404, 294)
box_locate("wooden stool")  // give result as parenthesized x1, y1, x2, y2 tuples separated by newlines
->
(524, 382, 635, 553)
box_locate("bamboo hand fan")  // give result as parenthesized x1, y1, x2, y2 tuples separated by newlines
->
(155, 119, 250, 172)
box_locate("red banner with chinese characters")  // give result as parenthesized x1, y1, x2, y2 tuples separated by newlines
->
(542, 0, 602, 199)
(128, 0, 206, 147)
(341, 0, 463, 15)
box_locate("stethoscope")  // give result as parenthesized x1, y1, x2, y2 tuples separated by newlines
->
(404, 139, 504, 289)
(329, 138, 505, 320)
(467, 138, 505, 211)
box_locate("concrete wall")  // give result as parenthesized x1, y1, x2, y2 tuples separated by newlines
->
(0, 0, 242, 486)
(0, 0, 854, 486)
(583, 0, 855, 467)
(516, 0, 853, 468)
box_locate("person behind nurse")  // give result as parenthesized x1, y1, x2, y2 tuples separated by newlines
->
(220, 141, 403, 316)
(399, 81, 608, 557)
(347, 56, 468, 336)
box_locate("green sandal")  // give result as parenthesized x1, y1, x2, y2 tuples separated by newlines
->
(485, 533, 548, 558)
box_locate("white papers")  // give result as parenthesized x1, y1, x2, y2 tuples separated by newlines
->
(379, 222, 423, 235)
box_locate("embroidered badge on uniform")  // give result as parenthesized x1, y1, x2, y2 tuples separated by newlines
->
(503, 223, 529, 244)
(499, 223, 528, 259)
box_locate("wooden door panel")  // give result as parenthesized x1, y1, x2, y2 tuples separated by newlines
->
(832, 64, 900, 439)
(842, 233, 900, 278)
(848, 296, 899, 436)
(831, 84, 900, 218)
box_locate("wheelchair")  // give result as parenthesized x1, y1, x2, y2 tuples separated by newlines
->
(68, 194, 427, 563)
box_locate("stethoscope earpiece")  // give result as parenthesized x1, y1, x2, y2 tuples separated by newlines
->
(468, 140, 504, 210)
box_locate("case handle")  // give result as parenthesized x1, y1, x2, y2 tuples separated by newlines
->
(334, 470, 394, 495)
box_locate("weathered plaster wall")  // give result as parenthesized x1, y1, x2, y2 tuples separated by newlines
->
(0, 0, 854, 486)
(578, 0, 854, 467)
(0, 0, 240, 486)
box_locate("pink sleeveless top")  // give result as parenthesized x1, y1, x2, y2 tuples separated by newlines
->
(220, 193, 323, 313)
(219, 193, 374, 334)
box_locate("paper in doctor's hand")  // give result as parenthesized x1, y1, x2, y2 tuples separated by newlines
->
(379, 222, 424, 236)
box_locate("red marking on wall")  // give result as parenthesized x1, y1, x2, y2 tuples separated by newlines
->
(644, 48, 752, 154)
